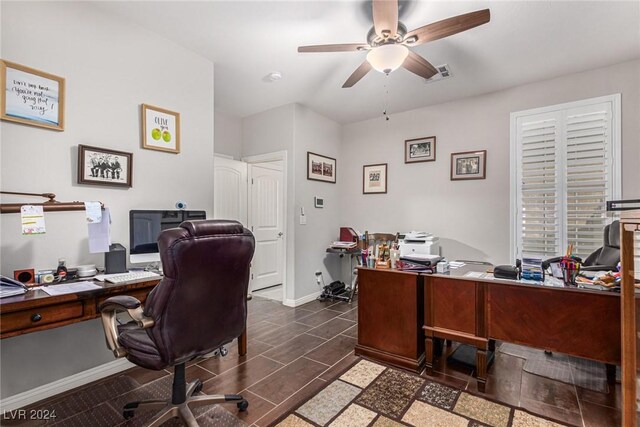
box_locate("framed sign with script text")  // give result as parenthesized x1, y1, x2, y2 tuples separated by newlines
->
(1, 60, 65, 131)
(141, 104, 180, 154)
(363, 163, 388, 194)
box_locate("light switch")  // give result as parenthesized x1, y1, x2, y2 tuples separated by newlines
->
(300, 214, 307, 225)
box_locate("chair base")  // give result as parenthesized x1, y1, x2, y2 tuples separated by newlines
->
(123, 379, 248, 427)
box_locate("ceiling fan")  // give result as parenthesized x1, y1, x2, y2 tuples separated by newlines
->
(298, 0, 490, 88)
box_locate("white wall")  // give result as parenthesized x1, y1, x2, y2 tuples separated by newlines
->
(241, 104, 344, 303)
(293, 105, 342, 300)
(340, 59, 640, 264)
(214, 111, 242, 159)
(241, 104, 296, 301)
(0, 1, 214, 398)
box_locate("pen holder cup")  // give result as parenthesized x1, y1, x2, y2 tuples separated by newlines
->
(561, 263, 580, 286)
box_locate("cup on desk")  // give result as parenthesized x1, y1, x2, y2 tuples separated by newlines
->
(561, 258, 580, 286)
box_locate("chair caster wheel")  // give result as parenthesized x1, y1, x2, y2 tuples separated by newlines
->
(237, 400, 249, 411)
(123, 402, 138, 419)
(194, 379, 203, 394)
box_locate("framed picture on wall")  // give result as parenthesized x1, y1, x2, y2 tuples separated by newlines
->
(405, 136, 436, 163)
(307, 152, 336, 183)
(0, 60, 65, 131)
(78, 145, 133, 187)
(450, 150, 487, 180)
(363, 163, 388, 194)
(141, 104, 180, 154)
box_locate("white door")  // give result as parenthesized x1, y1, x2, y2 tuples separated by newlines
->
(214, 156, 247, 226)
(249, 161, 284, 291)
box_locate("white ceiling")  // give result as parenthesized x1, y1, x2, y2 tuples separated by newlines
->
(95, 1, 640, 124)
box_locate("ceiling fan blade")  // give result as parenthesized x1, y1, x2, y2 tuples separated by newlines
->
(402, 51, 438, 80)
(298, 43, 369, 53)
(343, 61, 372, 88)
(404, 9, 490, 46)
(372, 0, 399, 39)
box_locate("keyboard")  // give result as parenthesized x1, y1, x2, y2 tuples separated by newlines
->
(97, 271, 161, 284)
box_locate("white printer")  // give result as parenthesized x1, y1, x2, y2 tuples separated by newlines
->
(399, 231, 440, 257)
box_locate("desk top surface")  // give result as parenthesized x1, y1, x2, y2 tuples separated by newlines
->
(359, 263, 622, 297)
(0, 277, 161, 310)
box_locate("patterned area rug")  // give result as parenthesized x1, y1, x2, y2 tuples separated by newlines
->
(272, 359, 568, 427)
(498, 343, 608, 393)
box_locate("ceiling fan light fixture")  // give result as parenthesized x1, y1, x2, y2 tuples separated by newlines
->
(366, 44, 409, 74)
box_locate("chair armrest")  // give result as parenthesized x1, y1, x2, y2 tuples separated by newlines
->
(100, 295, 141, 309)
(99, 296, 155, 358)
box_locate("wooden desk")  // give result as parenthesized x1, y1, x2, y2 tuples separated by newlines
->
(0, 279, 248, 355)
(355, 268, 424, 373)
(0, 278, 160, 339)
(424, 265, 629, 392)
(356, 265, 632, 393)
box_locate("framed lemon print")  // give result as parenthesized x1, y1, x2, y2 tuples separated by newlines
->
(141, 104, 180, 154)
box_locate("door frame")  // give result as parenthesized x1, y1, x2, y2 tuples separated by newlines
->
(242, 150, 288, 303)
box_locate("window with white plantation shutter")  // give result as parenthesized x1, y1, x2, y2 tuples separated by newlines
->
(516, 114, 560, 258)
(511, 95, 621, 262)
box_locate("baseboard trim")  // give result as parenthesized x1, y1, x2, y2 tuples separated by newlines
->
(0, 358, 134, 411)
(283, 291, 321, 307)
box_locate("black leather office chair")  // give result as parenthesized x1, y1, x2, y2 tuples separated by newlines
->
(581, 220, 620, 271)
(99, 220, 255, 426)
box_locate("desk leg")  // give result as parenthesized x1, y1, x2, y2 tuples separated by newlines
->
(425, 337, 434, 376)
(349, 274, 358, 304)
(605, 364, 616, 385)
(476, 349, 488, 393)
(434, 338, 444, 357)
(238, 328, 247, 356)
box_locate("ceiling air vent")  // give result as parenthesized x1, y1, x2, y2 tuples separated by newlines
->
(424, 64, 452, 84)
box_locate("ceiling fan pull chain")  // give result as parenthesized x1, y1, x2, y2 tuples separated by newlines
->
(383, 74, 390, 121)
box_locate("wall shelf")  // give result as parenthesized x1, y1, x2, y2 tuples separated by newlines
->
(0, 191, 103, 214)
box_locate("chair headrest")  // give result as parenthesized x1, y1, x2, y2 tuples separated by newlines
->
(607, 220, 620, 248)
(180, 220, 245, 237)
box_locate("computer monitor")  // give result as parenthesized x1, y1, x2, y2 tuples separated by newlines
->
(129, 210, 206, 264)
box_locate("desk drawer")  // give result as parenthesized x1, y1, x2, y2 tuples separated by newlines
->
(1, 302, 84, 334)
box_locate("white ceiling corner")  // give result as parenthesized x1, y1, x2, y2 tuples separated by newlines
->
(93, 0, 640, 124)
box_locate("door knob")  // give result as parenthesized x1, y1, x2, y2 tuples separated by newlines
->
(278, 232, 284, 237)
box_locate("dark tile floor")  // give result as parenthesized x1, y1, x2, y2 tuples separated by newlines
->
(7, 295, 623, 426)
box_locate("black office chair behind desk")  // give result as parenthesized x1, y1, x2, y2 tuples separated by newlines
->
(580, 220, 621, 271)
(99, 220, 255, 427)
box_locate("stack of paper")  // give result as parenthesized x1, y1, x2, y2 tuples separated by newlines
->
(0, 286, 27, 298)
(331, 241, 357, 249)
(449, 261, 466, 269)
(0, 275, 28, 298)
(522, 257, 544, 281)
(41, 281, 101, 296)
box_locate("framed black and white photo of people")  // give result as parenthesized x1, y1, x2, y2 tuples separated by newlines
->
(405, 136, 436, 163)
(307, 152, 336, 183)
(450, 150, 487, 181)
(78, 145, 132, 188)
